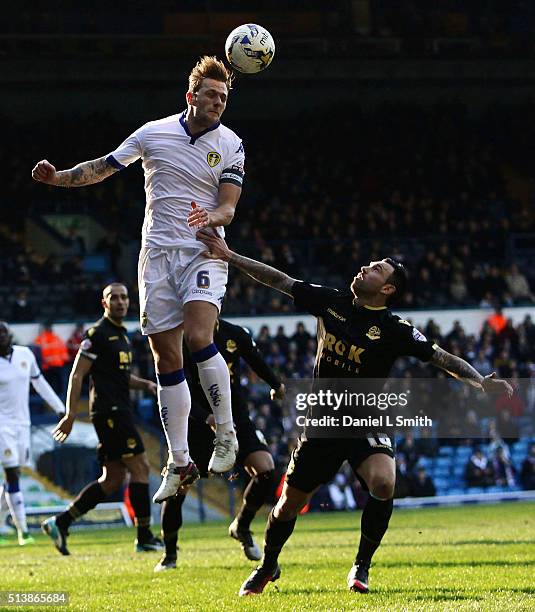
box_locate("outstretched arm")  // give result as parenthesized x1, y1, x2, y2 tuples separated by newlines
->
(32, 156, 118, 188)
(197, 229, 298, 296)
(430, 346, 513, 396)
(53, 352, 92, 443)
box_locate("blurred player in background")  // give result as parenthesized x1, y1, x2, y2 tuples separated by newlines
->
(0, 321, 65, 545)
(41, 284, 161, 555)
(197, 231, 513, 596)
(156, 319, 285, 571)
(32, 55, 245, 503)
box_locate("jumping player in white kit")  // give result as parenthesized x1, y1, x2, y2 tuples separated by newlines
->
(32, 56, 244, 502)
(0, 322, 65, 544)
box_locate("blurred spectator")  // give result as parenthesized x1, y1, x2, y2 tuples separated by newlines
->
(520, 444, 535, 490)
(409, 467, 436, 497)
(33, 321, 68, 395)
(10, 289, 34, 322)
(465, 448, 494, 487)
(504, 264, 534, 303)
(327, 473, 357, 511)
(66, 322, 84, 363)
(462, 409, 482, 442)
(255, 325, 272, 354)
(450, 272, 468, 304)
(414, 427, 438, 457)
(397, 431, 419, 470)
(394, 452, 411, 497)
(490, 446, 516, 487)
(487, 307, 507, 334)
(274, 325, 289, 354)
(292, 322, 311, 356)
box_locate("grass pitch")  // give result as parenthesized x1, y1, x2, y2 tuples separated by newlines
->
(1, 502, 534, 611)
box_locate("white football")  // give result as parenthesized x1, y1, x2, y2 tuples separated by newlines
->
(225, 24, 275, 74)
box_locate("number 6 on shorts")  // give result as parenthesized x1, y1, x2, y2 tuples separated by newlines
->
(197, 270, 210, 289)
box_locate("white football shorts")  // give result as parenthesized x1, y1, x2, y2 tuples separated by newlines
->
(0, 426, 31, 468)
(138, 246, 228, 335)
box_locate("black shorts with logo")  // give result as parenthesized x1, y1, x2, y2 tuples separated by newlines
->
(189, 404, 270, 477)
(285, 433, 395, 493)
(91, 410, 145, 465)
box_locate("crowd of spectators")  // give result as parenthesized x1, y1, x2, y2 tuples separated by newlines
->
(121, 312, 535, 503)
(3, 101, 535, 320)
(25, 309, 535, 505)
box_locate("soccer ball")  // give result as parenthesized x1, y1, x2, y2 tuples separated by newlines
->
(225, 24, 275, 74)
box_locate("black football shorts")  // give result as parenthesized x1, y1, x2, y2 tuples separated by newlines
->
(285, 433, 395, 493)
(92, 410, 145, 465)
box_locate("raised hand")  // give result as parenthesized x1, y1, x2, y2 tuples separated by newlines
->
(481, 372, 513, 397)
(32, 159, 59, 185)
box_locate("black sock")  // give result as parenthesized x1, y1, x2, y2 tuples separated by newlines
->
(356, 495, 394, 566)
(236, 470, 274, 531)
(161, 493, 186, 557)
(56, 482, 106, 530)
(262, 508, 297, 570)
(129, 482, 152, 541)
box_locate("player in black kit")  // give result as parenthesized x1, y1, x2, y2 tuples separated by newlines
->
(155, 319, 285, 572)
(42, 283, 163, 555)
(197, 230, 513, 596)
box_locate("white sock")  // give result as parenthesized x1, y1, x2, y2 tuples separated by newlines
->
(6, 490, 28, 534)
(0, 485, 9, 528)
(193, 346, 235, 438)
(157, 372, 191, 467)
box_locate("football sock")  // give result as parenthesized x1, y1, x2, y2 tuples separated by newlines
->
(56, 482, 106, 530)
(129, 482, 152, 541)
(261, 508, 297, 570)
(5, 485, 28, 535)
(0, 484, 9, 528)
(157, 370, 191, 466)
(236, 470, 274, 530)
(161, 492, 186, 556)
(191, 344, 234, 437)
(356, 495, 394, 565)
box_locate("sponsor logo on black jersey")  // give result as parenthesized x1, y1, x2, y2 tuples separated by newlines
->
(323, 333, 365, 364)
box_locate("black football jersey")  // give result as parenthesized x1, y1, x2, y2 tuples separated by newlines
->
(79, 317, 132, 416)
(292, 282, 437, 379)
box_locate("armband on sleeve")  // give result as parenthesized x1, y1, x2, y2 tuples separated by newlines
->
(219, 164, 244, 187)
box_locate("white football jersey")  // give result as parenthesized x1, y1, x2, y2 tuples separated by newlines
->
(0, 346, 40, 427)
(106, 111, 245, 249)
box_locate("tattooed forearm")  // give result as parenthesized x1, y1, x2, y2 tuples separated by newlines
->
(429, 347, 484, 388)
(55, 157, 117, 187)
(229, 252, 297, 296)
